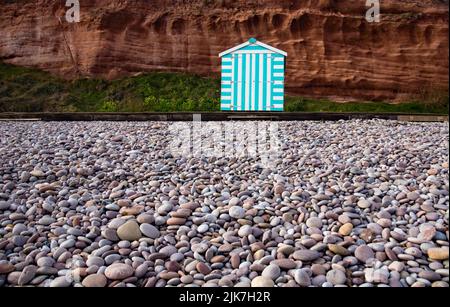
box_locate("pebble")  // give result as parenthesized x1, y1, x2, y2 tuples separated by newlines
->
(229, 206, 245, 219)
(427, 248, 449, 260)
(167, 217, 186, 225)
(417, 223, 436, 241)
(328, 244, 350, 256)
(388, 261, 405, 272)
(278, 245, 295, 255)
(355, 245, 375, 263)
(306, 217, 322, 228)
(197, 224, 209, 234)
(196, 262, 212, 275)
(137, 214, 154, 224)
(326, 269, 347, 285)
(0, 120, 447, 288)
(37, 257, 55, 267)
(0, 263, 14, 274)
(50, 276, 72, 287)
(104, 263, 134, 280)
(294, 269, 311, 287)
(18, 265, 37, 286)
(338, 223, 353, 236)
(139, 223, 160, 239)
(251, 276, 274, 287)
(293, 250, 321, 262)
(357, 199, 371, 209)
(231, 254, 240, 269)
(117, 221, 142, 241)
(102, 228, 119, 242)
(86, 256, 104, 267)
(82, 274, 107, 287)
(38, 216, 55, 226)
(407, 192, 420, 201)
(261, 264, 280, 280)
(238, 225, 252, 237)
(271, 259, 297, 270)
(418, 270, 441, 281)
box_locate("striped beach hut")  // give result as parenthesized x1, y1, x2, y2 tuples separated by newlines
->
(219, 38, 287, 112)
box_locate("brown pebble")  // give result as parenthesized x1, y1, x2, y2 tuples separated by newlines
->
(231, 254, 240, 269)
(196, 262, 212, 275)
(0, 262, 15, 274)
(166, 217, 186, 225)
(211, 255, 225, 263)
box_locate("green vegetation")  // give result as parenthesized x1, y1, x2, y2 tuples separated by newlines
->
(0, 62, 448, 114)
(284, 96, 449, 114)
(0, 62, 220, 112)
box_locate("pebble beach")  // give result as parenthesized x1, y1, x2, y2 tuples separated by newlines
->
(0, 120, 448, 287)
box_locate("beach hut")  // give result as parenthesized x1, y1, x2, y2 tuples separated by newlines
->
(219, 38, 287, 112)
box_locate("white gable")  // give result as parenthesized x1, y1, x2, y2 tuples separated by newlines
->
(219, 38, 287, 58)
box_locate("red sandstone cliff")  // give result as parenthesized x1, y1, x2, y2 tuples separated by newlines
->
(0, 0, 448, 101)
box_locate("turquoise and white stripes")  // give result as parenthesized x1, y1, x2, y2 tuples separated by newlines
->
(219, 39, 287, 112)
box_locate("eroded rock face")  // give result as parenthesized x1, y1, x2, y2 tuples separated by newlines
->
(0, 0, 448, 101)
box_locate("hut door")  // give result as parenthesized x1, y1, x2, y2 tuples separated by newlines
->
(232, 53, 272, 111)
(244, 53, 267, 112)
(228, 53, 277, 111)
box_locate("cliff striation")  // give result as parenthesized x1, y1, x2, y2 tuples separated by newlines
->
(0, 0, 448, 101)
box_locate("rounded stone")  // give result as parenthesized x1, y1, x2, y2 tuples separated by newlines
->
(12, 224, 27, 235)
(102, 228, 119, 242)
(338, 223, 353, 236)
(293, 250, 321, 262)
(355, 245, 375, 263)
(229, 197, 240, 207)
(261, 264, 281, 280)
(238, 225, 252, 237)
(167, 217, 186, 225)
(306, 217, 322, 228)
(116, 220, 142, 241)
(427, 248, 449, 260)
(104, 263, 134, 280)
(196, 262, 212, 275)
(0, 262, 14, 274)
(388, 261, 405, 272)
(18, 265, 37, 286)
(37, 257, 55, 268)
(86, 256, 105, 267)
(49, 276, 72, 287)
(38, 215, 55, 226)
(328, 244, 350, 256)
(137, 214, 154, 224)
(418, 224, 436, 241)
(82, 274, 107, 287)
(231, 254, 240, 269)
(229, 206, 245, 219)
(357, 199, 371, 209)
(418, 270, 441, 281)
(140, 223, 160, 239)
(11, 235, 27, 247)
(326, 269, 347, 285)
(407, 191, 420, 201)
(251, 276, 274, 287)
(294, 269, 311, 287)
(197, 224, 209, 234)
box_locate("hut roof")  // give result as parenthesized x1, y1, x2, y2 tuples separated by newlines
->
(219, 38, 287, 58)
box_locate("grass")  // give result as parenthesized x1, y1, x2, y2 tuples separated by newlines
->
(0, 62, 448, 114)
(284, 97, 449, 114)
